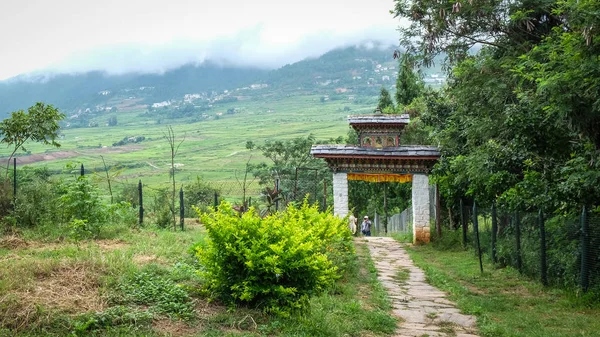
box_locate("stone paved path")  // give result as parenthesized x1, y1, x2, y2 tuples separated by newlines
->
(363, 237, 479, 337)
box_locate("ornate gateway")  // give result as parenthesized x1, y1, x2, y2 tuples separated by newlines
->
(311, 113, 440, 243)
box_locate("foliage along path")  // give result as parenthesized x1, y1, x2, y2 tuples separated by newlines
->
(363, 237, 479, 337)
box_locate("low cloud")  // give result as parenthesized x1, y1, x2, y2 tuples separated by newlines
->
(35, 25, 398, 78)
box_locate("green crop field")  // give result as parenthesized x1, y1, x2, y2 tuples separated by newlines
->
(0, 95, 376, 190)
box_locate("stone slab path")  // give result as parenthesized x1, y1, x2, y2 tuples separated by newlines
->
(363, 237, 479, 337)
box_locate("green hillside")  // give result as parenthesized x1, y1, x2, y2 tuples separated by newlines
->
(0, 45, 406, 117)
(0, 44, 445, 193)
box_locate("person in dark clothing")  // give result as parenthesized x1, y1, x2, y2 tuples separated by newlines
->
(361, 215, 372, 236)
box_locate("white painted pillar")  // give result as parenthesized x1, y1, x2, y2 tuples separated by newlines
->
(332, 172, 349, 218)
(411, 173, 431, 243)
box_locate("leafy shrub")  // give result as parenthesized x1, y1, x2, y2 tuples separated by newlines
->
(0, 179, 13, 219)
(183, 176, 220, 217)
(155, 207, 173, 229)
(194, 201, 354, 316)
(58, 176, 107, 226)
(151, 188, 172, 229)
(68, 219, 99, 240)
(13, 174, 59, 228)
(116, 270, 194, 320)
(107, 202, 138, 228)
(115, 183, 140, 208)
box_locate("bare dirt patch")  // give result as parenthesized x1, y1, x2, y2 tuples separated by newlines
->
(93, 145, 143, 154)
(13, 151, 80, 165)
(25, 262, 106, 313)
(153, 319, 202, 337)
(133, 254, 166, 265)
(1, 261, 106, 330)
(8, 237, 129, 251)
(183, 218, 203, 228)
(0, 235, 29, 249)
(95, 239, 128, 251)
(11, 145, 144, 165)
(195, 300, 227, 319)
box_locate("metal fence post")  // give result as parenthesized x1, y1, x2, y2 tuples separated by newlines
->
(515, 211, 523, 274)
(323, 179, 327, 211)
(80, 163, 84, 177)
(275, 178, 280, 212)
(179, 187, 184, 231)
(138, 180, 143, 226)
(214, 192, 218, 210)
(294, 167, 298, 200)
(491, 202, 498, 264)
(473, 201, 484, 273)
(13, 158, 16, 209)
(436, 184, 441, 238)
(460, 199, 467, 248)
(539, 209, 548, 286)
(580, 205, 590, 292)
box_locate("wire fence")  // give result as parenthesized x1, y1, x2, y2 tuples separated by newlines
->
(371, 185, 437, 236)
(459, 201, 600, 292)
(0, 161, 331, 227)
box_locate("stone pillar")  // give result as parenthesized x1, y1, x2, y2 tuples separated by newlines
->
(412, 173, 430, 244)
(332, 172, 349, 218)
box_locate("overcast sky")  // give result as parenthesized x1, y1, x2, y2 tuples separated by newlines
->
(0, 0, 402, 80)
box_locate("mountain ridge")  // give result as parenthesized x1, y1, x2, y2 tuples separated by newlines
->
(0, 44, 444, 119)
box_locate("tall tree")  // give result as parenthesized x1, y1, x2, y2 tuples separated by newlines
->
(395, 53, 423, 107)
(377, 87, 395, 112)
(0, 102, 65, 176)
(164, 126, 185, 230)
(251, 134, 330, 206)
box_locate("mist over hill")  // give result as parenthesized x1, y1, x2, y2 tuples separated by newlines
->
(0, 43, 445, 119)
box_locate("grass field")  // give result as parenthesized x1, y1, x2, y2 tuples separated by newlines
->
(405, 243, 600, 337)
(0, 95, 376, 192)
(0, 221, 397, 336)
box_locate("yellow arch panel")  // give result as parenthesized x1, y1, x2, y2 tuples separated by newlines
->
(347, 173, 412, 183)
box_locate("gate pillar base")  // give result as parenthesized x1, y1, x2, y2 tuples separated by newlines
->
(412, 174, 431, 244)
(333, 172, 349, 218)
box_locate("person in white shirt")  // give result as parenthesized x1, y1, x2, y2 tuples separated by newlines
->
(348, 214, 358, 235)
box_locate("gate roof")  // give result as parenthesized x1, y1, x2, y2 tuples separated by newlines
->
(311, 145, 440, 173)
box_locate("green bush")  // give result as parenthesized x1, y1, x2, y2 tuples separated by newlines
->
(13, 177, 59, 228)
(0, 179, 13, 219)
(115, 183, 139, 208)
(194, 201, 354, 316)
(151, 188, 172, 229)
(183, 176, 220, 217)
(68, 219, 99, 240)
(58, 176, 107, 226)
(107, 202, 138, 228)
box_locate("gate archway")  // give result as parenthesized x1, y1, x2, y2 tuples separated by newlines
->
(311, 114, 439, 243)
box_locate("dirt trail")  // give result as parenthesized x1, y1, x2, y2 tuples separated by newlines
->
(8, 145, 143, 165)
(363, 236, 479, 337)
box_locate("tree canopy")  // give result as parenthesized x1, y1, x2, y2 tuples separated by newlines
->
(395, 53, 423, 107)
(392, 0, 600, 212)
(0, 102, 65, 175)
(377, 87, 395, 112)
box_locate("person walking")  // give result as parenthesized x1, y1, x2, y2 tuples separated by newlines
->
(361, 215, 372, 237)
(348, 214, 358, 235)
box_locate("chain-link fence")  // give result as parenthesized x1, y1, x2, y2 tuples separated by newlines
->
(459, 201, 600, 292)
